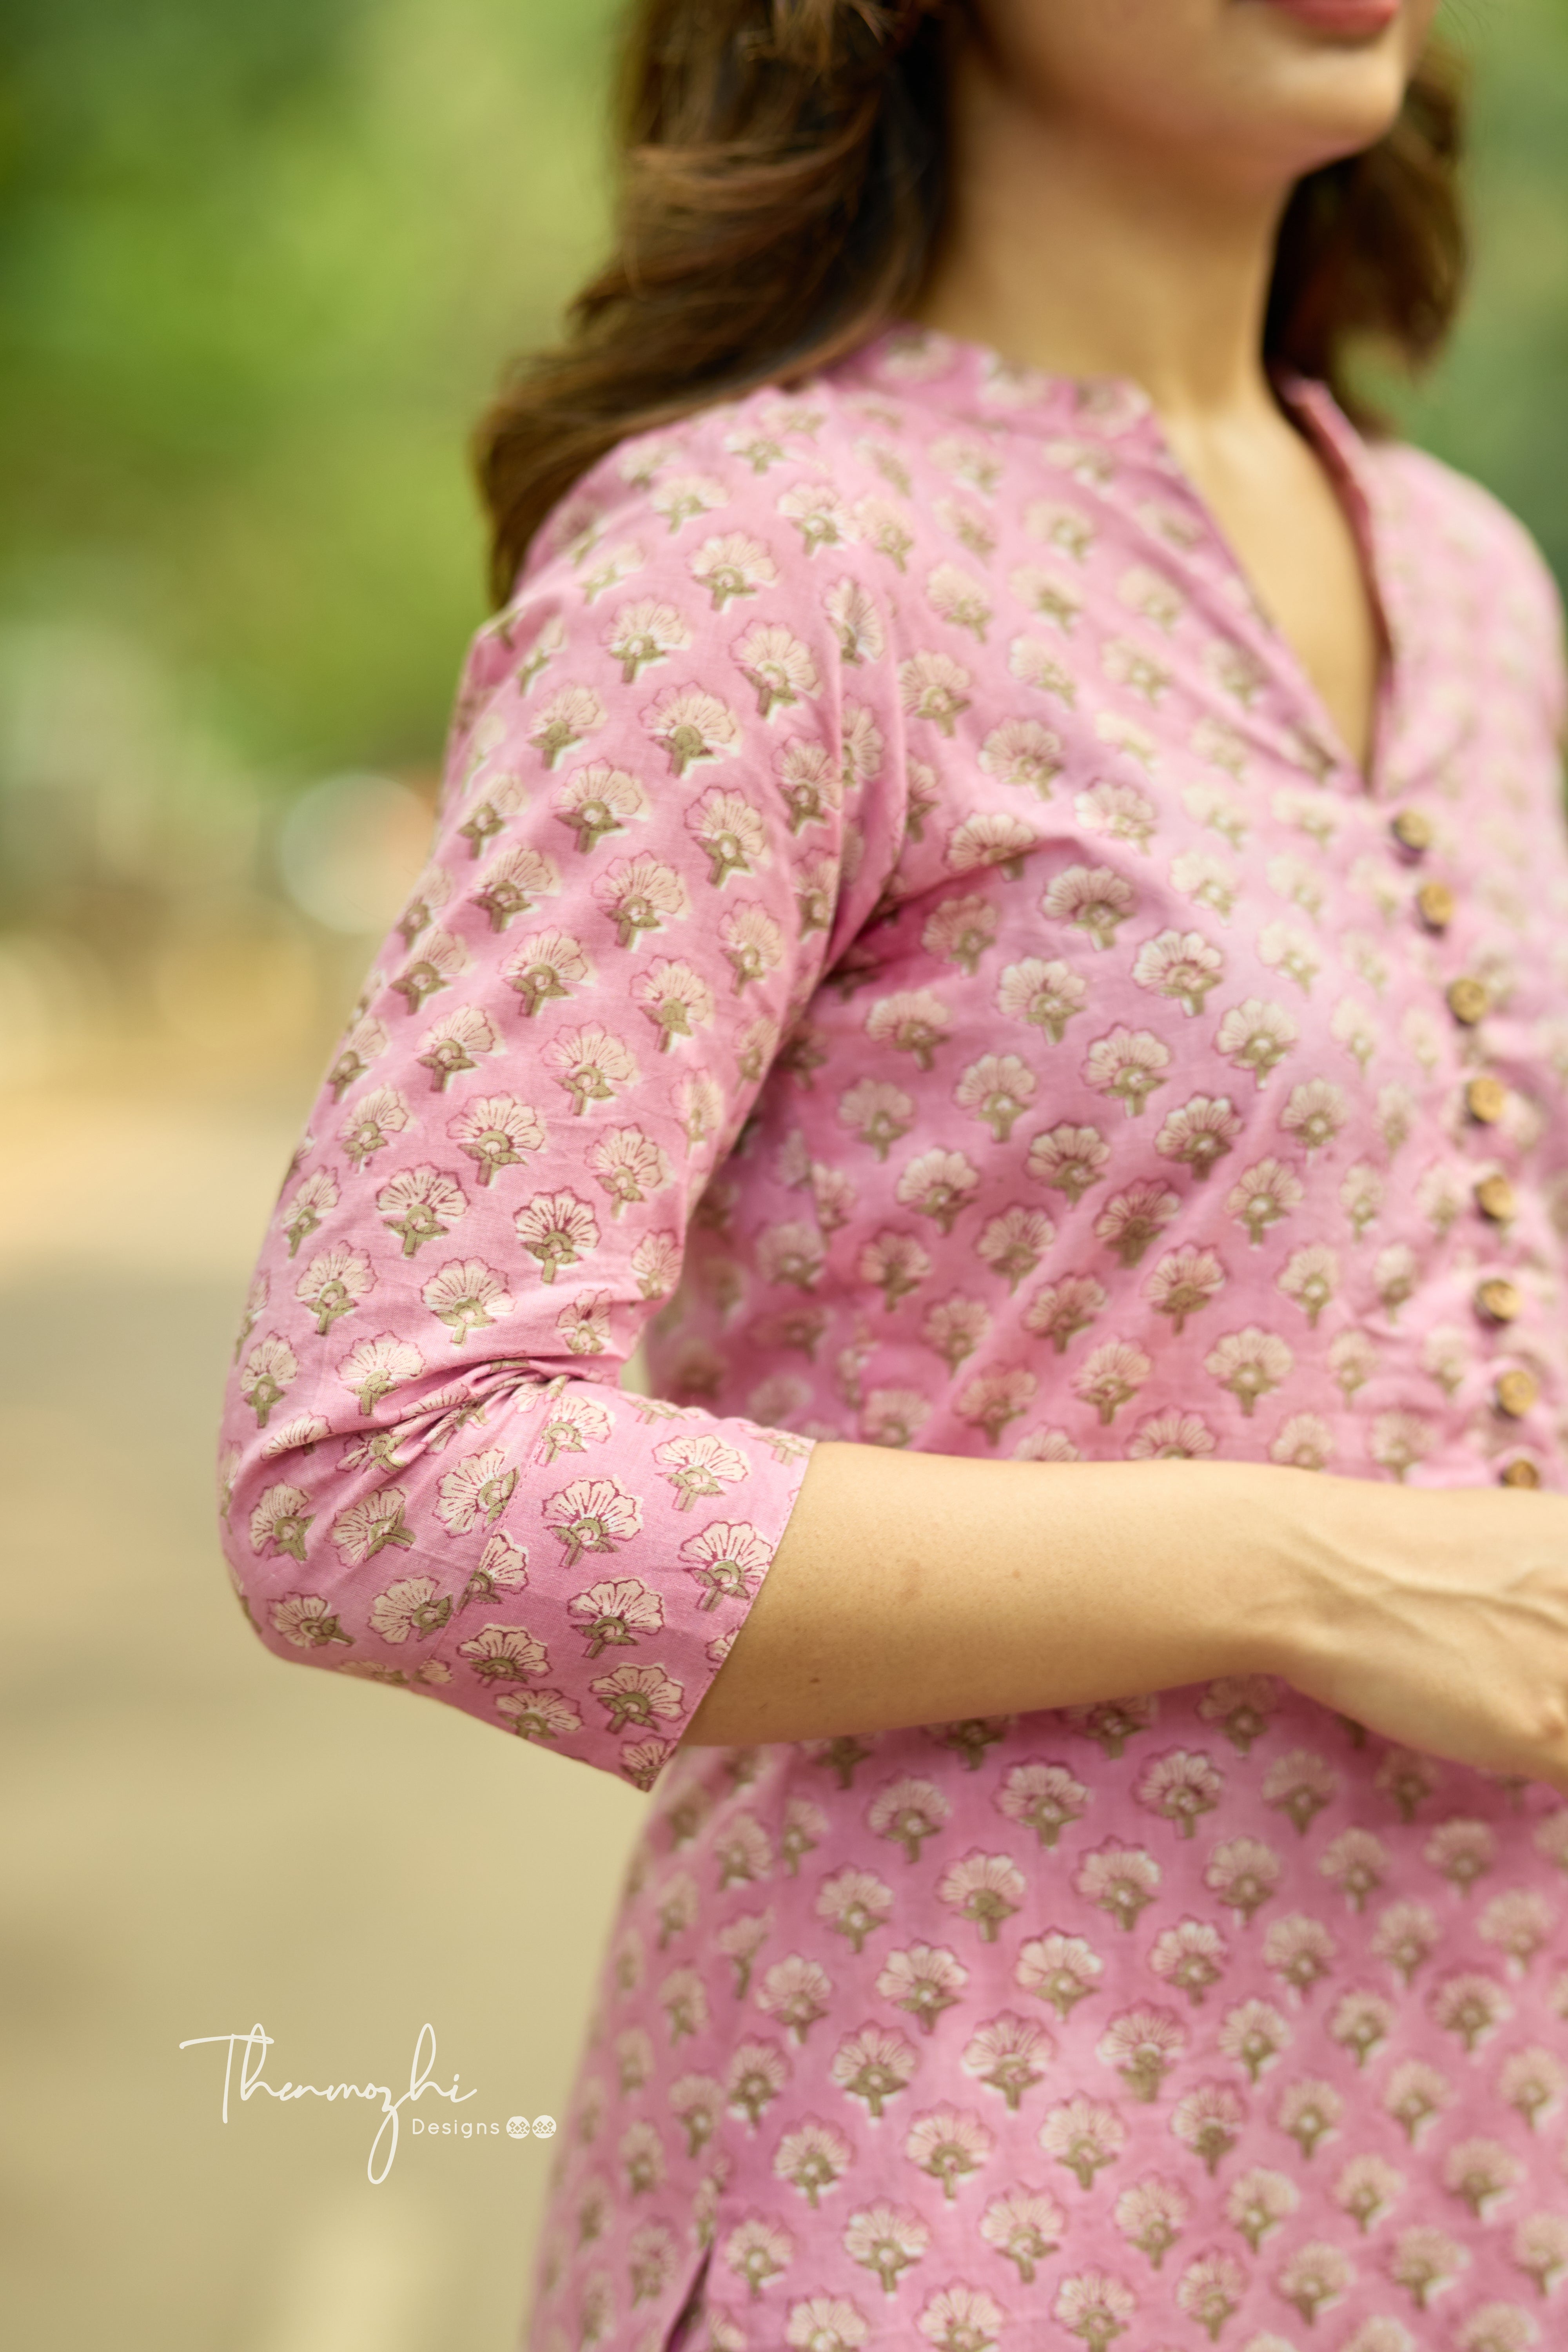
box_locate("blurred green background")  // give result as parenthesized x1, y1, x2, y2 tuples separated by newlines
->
(0, 4, 1563, 2349)
(1, 0, 1566, 1042)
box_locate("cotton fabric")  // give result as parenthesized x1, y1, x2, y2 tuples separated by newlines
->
(218, 326, 1568, 2352)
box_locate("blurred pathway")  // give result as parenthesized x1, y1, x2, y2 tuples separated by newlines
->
(0, 1070, 644, 2352)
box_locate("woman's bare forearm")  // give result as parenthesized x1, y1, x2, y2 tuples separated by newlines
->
(681, 1443, 1312, 1747)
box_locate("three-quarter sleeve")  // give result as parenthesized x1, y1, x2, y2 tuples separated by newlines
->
(216, 421, 906, 1786)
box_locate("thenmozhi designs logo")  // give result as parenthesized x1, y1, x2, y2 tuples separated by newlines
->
(178, 2021, 554, 2183)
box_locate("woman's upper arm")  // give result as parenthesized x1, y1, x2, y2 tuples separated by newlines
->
(216, 419, 906, 1787)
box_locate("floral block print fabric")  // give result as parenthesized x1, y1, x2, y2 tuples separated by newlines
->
(217, 326, 1568, 2352)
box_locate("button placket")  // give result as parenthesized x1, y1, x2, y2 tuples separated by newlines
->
(1394, 804, 1544, 1443)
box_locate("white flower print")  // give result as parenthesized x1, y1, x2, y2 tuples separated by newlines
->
(456, 1622, 548, 1682)
(270, 1591, 350, 1649)
(1027, 1122, 1111, 1205)
(376, 1164, 467, 1257)
(1094, 1179, 1180, 1266)
(843, 2199, 930, 2296)
(492, 1686, 582, 1746)
(896, 1147, 981, 1234)
(935, 492, 993, 556)
(1016, 1929, 1105, 2019)
(553, 760, 648, 855)
(824, 576, 885, 665)
(419, 1257, 512, 1345)
(1128, 1408, 1216, 1459)
(648, 471, 727, 532)
(1020, 1270, 1105, 1364)
(1026, 497, 1096, 559)
(854, 494, 914, 570)
(469, 846, 559, 936)
(778, 481, 859, 555)
(604, 598, 691, 683)
(1149, 1918, 1229, 2006)
(1083, 1026, 1171, 1118)
(1143, 1245, 1225, 1334)
(1225, 1156, 1305, 1245)
(876, 1943, 969, 2037)
(1216, 997, 1299, 1089)
(367, 1570, 449, 1640)
(997, 956, 1087, 1042)
(920, 1293, 991, 1370)
(1217, 1998, 1291, 2083)
(719, 901, 784, 994)
(979, 719, 1063, 800)
(1073, 1339, 1151, 1426)
(336, 1334, 423, 1415)
(1132, 928, 1225, 1017)
(529, 684, 605, 769)
(946, 809, 1038, 880)
(757, 1957, 841, 2051)
(775, 739, 842, 835)
(338, 1083, 411, 1170)
(936, 1851, 1026, 1944)
(688, 530, 778, 608)
(1075, 779, 1158, 853)
(279, 1169, 339, 1259)
(1011, 635, 1078, 704)
(590, 1659, 684, 1735)
(414, 1004, 499, 1094)
(326, 1014, 389, 1102)
(1257, 919, 1321, 992)
(446, 1093, 545, 1185)
(1051, 2266, 1137, 2348)
(249, 1476, 315, 1569)
(1042, 863, 1136, 950)
(295, 1245, 374, 1335)
(923, 894, 998, 975)
(501, 924, 592, 1016)
(1278, 1070, 1354, 1167)
(904, 2106, 995, 2201)
(240, 1335, 297, 1429)
(643, 686, 741, 776)
(898, 651, 972, 737)
(730, 622, 820, 720)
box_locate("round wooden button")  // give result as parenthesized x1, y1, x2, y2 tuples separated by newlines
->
(1499, 1458, 1542, 1488)
(1446, 975, 1491, 1025)
(1416, 879, 1455, 931)
(1475, 1277, 1523, 1323)
(1390, 808, 1434, 853)
(1464, 1074, 1508, 1124)
(1494, 1367, 1539, 1418)
(1474, 1172, 1518, 1222)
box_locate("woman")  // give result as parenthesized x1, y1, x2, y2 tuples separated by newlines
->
(220, 2, 1568, 2345)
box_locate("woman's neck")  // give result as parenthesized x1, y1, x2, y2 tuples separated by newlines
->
(911, 44, 1293, 433)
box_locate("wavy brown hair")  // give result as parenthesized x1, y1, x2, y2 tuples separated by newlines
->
(476, 0, 1465, 603)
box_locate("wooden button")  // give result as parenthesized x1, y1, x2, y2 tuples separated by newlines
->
(1474, 1172, 1517, 1223)
(1390, 807, 1434, 853)
(1446, 975, 1491, 1025)
(1500, 1458, 1541, 1488)
(1416, 880, 1455, 931)
(1464, 1074, 1508, 1124)
(1494, 1367, 1539, 1418)
(1475, 1277, 1523, 1323)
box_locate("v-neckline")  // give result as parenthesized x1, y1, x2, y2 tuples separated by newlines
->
(856, 326, 1401, 800)
(1182, 368, 1397, 800)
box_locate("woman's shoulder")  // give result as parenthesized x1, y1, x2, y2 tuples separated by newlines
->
(521, 370, 907, 587)
(1370, 432, 1564, 630)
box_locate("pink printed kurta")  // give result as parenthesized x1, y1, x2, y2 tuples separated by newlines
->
(218, 327, 1568, 2352)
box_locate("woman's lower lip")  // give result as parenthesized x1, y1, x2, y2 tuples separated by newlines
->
(1250, 0, 1400, 33)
